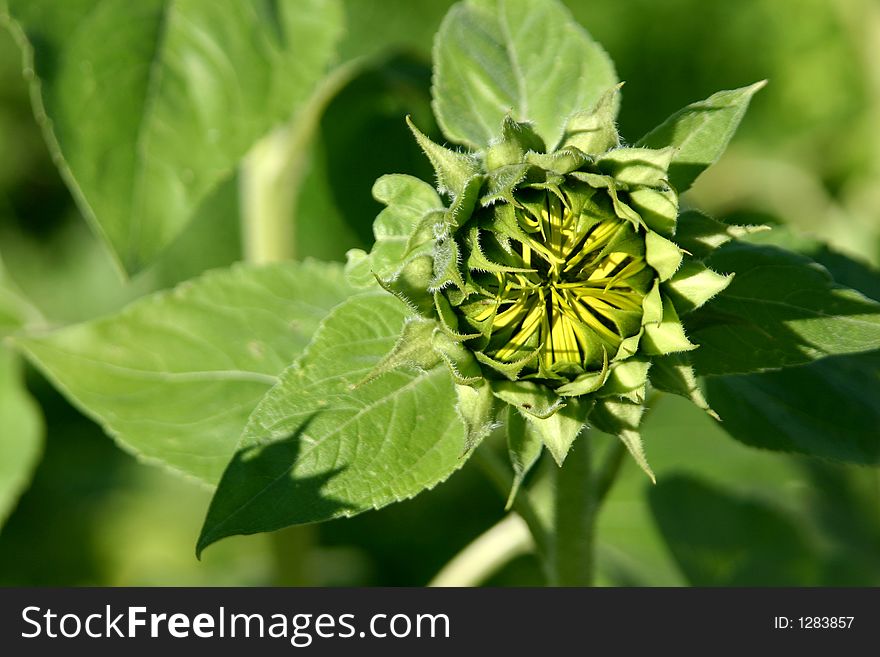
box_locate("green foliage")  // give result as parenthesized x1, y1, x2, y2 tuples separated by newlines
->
(702, 239, 880, 464)
(688, 243, 880, 375)
(198, 293, 467, 553)
(637, 83, 765, 192)
(707, 352, 880, 465)
(648, 474, 822, 586)
(0, 336, 43, 529)
(0, 255, 41, 334)
(1, 0, 878, 587)
(432, 0, 616, 148)
(3, 0, 343, 272)
(0, 258, 44, 529)
(16, 261, 355, 482)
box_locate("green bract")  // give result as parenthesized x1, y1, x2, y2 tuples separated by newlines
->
(351, 84, 735, 474)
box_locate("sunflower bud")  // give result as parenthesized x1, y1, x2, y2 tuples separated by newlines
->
(353, 85, 735, 471)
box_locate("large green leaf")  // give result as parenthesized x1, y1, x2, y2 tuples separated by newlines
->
(197, 293, 466, 554)
(3, 0, 343, 272)
(707, 352, 880, 465)
(432, 0, 617, 149)
(15, 260, 355, 483)
(687, 243, 880, 375)
(648, 474, 822, 586)
(637, 82, 765, 193)
(336, 0, 455, 62)
(0, 349, 43, 529)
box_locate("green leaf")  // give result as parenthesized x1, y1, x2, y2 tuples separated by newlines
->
(432, 0, 617, 149)
(406, 116, 479, 198)
(362, 317, 442, 383)
(343, 249, 375, 289)
(0, 348, 44, 529)
(641, 296, 696, 355)
(370, 174, 444, 279)
(4, 0, 343, 272)
(626, 187, 677, 238)
(15, 260, 355, 483)
(558, 84, 621, 155)
(432, 331, 483, 385)
(505, 406, 542, 509)
(648, 474, 822, 586)
(663, 260, 733, 314)
(706, 351, 880, 465)
(527, 398, 590, 466)
(636, 82, 765, 193)
(590, 398, 654, 483)
(197, 293, 466, 553)
(674, 211, 769, 260)
(688, 244, 880, 375)
(649, 353, 717, 420)
(597, 147, 674, 187)
(492, 380, 589, 465)
(599, 358, 651, 402)
(0, 255, 41, 337)
(455, 381, 497, 450)
(644, 230, 683, 282)
(491, 380, 564, 419)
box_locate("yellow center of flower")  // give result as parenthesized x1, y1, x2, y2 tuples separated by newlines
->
(466, 192, 650, 377)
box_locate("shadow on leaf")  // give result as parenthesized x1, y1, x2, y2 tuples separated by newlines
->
(685, 243, 880, 375)
(196, 415, 352, 557)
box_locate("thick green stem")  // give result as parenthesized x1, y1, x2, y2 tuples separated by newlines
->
(473, 443, 550, 560)
(594, 439, 627, 506)
(550, 433, 596, 586)
(547, 394, 662, 586)
(269, 525, 317, 586)
(239, 62, 362, 263)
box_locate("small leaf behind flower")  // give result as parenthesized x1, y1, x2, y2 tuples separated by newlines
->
(637, 82, 766, 193)
(524, 397, 592, 466)
(674, 211, 769, 260)
(432, 0, 617, 149)
(558, 84, 622, 155)
(663, 261, 733, 314)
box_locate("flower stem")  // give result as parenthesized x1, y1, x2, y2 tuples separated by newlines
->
(550, 432, 597, 586)
(547, 394, 661, 586)
(594, 439, 627, 506)
(239, 62, 362, 263)
(473, 443, 550, 561)
(428, 514, 532, 587)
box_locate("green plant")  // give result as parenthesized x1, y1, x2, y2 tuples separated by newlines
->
(1, 0, 879, 586)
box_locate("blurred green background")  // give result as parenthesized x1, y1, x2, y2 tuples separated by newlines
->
(1, 0, 878, 586)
